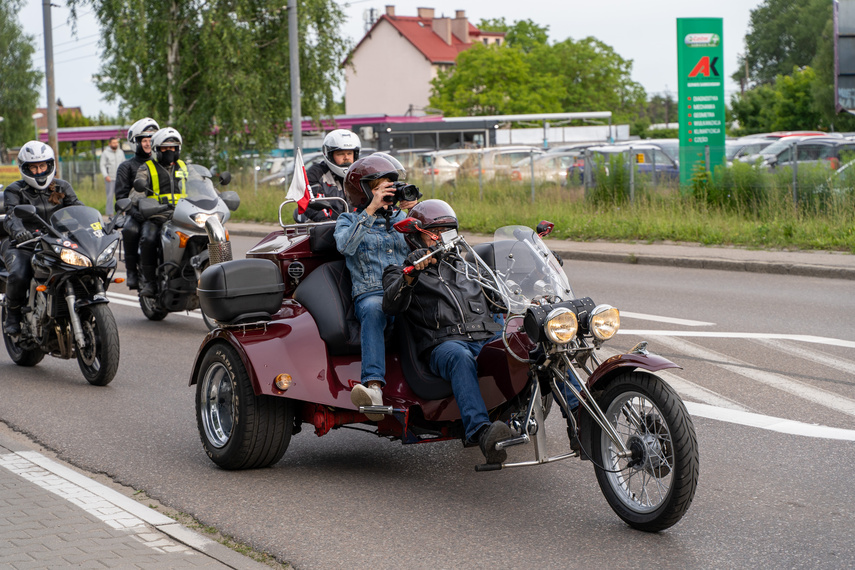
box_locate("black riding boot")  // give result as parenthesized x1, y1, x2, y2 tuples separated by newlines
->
(125, 254, 140, 290)
(3, 306, 22, 335)
(139, 265, 157, 298)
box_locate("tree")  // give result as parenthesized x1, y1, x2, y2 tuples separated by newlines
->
(730, 67, 821, 134)
(67, 0, 349, 163)
(429, 43, 562, 116)
(477, 17, 549, 53)
(735, 0, 831, 86)
(0, 0, 43, 151)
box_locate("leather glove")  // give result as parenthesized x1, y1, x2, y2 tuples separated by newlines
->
(130, 208, 146, 223)
(405, 248, 432, 271)
(14, 229, 33, 244)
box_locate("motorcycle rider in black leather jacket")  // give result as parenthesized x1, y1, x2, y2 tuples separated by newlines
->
(115, 117, 159, 290)
(3, 142, 83, 334)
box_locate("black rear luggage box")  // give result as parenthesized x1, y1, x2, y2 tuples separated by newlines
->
(198, 259, 285, 324)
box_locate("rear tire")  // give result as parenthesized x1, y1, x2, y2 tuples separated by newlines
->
(76, 304, 120, 386)
(196, 342, 293, 469)
(2, 306, 44, 367)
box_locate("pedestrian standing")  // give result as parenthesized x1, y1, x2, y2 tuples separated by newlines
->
(99, 136, 123, 215)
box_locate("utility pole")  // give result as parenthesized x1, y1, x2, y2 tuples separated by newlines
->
(42, 0, 59, 176)
(288, 0, 302, 151)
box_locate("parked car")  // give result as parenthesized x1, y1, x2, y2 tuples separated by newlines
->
(390, 148, 434, 172)
(420, 149, 479, 186)
(509, 151, 583, 184)
(737, 136, 855, 170)
(726, 138, 775, 163)
(629, 138, 679, 164)
(262, 152, 324, 186)
(567, 144, 679, 184)
(458, 146, 546, 181)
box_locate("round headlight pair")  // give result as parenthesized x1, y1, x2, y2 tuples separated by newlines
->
(590, 305, 620, 340)
(544, 308, 578, 344)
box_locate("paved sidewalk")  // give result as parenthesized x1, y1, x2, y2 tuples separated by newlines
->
(0, 425, 268, 570)
(228, 221, 855, 280)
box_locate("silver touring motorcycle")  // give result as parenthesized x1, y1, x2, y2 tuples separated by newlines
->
(126, 165, 238, 329)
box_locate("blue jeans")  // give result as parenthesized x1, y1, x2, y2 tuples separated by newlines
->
(354, 291, 393, 385)
(429, 332, 582, 442)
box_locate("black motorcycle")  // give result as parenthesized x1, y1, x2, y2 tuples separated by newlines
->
(0, 204, 122, 386)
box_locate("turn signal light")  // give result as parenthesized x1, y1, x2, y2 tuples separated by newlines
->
(112, 277, 125, 284)
(177, 231, 190, 248)
(36, 285, 47, 292)
(274, 373, 293, 391)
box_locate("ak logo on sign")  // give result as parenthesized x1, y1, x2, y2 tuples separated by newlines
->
(688, 56, 719, 78)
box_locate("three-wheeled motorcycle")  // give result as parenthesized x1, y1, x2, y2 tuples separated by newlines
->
(190, 197, 699, 532)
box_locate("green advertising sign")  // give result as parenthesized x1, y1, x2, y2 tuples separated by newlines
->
(677, 18, 725, 187)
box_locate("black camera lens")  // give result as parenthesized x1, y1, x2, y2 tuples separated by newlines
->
(383, 181, 422, 203)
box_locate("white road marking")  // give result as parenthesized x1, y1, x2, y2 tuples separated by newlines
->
(648, 335, 855, 417)
(685, 402, 855, 441)
(754, 338, 855, 376)
(619, 311, 714, 327)
(620, 329, 855, 349)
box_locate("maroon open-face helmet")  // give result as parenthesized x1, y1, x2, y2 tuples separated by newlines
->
(398, 199, 458, 250)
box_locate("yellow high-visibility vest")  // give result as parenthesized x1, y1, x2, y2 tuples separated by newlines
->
(145, 159, 188, 205)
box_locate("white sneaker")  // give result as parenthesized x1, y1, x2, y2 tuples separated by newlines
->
(350, 383, 385, 421)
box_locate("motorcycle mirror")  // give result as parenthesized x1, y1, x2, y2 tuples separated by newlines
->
(13, 204, 38, 220)
(115, 198, 132, 213)
(536, 220, 555, 237)
(392, 217, 422, 233)
(220, 190, 240, 212)
(218, 171, 232, 186)
(133, 178, 147, 193)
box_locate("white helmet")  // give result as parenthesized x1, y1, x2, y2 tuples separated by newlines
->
(151, 127, 182, 163)
(127, 117, 160, 152)
(17, 141, 56, 190)
(322, 129, 361, 178)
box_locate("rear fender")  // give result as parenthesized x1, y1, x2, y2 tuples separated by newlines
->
(189, 302, 339, 405)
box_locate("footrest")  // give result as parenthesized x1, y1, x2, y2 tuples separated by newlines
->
(495, 434, 529, 450)
(359, 405, 394, 416)
(475, 463, 503, 472)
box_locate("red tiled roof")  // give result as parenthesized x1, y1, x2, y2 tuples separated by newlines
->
(348, 14, 503, 65)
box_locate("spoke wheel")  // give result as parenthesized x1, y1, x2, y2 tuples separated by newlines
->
(76, 304, 120, 386)
(591, 371, 699, 532)
(196, 342, 294, 469)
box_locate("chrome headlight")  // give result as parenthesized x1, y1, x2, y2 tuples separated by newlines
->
(53, 245, 92, 267)
(96, 241, 119, 265)
(590, 305, 620, 341)
(544, 308, 578, 344)
(191, 212, 223, 227)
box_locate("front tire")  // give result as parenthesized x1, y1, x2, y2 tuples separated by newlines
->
(196, 342, 294, 469)
(2, 306, 44, 367)
(76, 304, 120, 386)
(590, 371, 699, 532)
(140, 295, 168, 321)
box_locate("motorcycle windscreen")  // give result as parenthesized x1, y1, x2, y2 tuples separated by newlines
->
(49, 205, 118, 256)
(182, 168, 220, 210)
(490, 225, 573, 308)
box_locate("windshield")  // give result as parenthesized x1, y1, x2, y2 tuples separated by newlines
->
(758, 138, 799, 157)
(485, 226, 573, 313)
(49, 205, 116, 253)
(184, 164, 220, 201)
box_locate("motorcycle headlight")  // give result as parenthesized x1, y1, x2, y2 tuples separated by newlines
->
(96, 241, 119, 265)
(191, 212, 224, 228)
(53, 245, 92, 267)
(544, 308, 578, 344)
(590, 305, 620, 341)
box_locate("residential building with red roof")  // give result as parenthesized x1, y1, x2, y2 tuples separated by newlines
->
(344, 6, 504, 116)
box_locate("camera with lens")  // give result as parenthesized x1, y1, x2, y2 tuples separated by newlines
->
(383, 181, 423, 204)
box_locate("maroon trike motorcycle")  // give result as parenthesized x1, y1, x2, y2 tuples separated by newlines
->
(190, 197, 699, 532)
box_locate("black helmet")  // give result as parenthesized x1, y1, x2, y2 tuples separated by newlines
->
(344, 153, 405, 208)
(400, 199, 458, 250)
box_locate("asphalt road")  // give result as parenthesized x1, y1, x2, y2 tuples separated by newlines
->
(1, 233, 854, 569)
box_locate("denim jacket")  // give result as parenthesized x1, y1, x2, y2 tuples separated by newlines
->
(334, 208, 410, 298)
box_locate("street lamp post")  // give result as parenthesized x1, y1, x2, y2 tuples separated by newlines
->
(32, 112, 44, 141)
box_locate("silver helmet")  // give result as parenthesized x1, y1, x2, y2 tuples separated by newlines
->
(151, 127, 182, 163)
(322, 129, 361, 178)
(17, 141, 56, 190)
(127, 117, 160, 152)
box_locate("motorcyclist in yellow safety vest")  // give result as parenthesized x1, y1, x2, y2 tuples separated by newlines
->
(131, 127, 188, 298)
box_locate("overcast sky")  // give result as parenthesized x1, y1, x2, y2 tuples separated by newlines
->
(20, 0, 764, 119)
